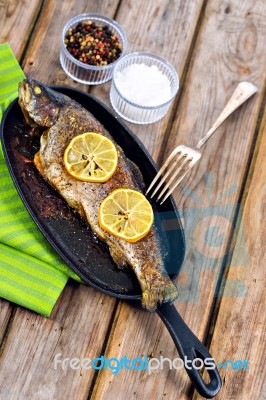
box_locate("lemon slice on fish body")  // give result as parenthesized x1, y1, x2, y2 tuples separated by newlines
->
(64, 132, 118, 182)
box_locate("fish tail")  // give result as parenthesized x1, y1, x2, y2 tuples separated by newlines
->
(137, 265, 178, 311)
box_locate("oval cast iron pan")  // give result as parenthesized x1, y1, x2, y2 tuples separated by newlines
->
(0, 86, 221, 398)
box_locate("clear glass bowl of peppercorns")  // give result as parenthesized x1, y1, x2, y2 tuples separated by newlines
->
(60, 14, 127, 85)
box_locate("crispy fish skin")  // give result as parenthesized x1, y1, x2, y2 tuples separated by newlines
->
(18, 79, 178, 311)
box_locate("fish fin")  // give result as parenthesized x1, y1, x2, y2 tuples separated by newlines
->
(34, 152, 44, 175)
(109, 247, 128, 269)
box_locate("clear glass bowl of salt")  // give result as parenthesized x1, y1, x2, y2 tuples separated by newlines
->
(110, 52, 179, 124)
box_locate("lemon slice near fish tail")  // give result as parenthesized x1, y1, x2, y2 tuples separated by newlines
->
(99, 188, 154, 243)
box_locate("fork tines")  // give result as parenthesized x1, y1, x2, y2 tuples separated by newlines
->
(146, 146, 201, 204)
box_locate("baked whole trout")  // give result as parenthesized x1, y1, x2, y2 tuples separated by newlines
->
(18, 79, 178, 311)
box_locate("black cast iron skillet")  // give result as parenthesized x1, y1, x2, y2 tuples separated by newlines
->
(0, 86, 221, 398)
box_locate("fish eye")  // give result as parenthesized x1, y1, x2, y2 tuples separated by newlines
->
(34, 86, 42, 95)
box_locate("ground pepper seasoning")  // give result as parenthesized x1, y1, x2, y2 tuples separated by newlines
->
(64, 20, 123, 66)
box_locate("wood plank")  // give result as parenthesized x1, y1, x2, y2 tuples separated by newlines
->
(194, 107, 266, 399)
(90, 0, 266, 399)
(0, 0, 42, 59)
(0, 282, 116, 399)
(0, 300, 12, 344)
(0, 0, 42, 350)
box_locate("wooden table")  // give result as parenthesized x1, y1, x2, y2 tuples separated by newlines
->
(0, 1, 265, 399)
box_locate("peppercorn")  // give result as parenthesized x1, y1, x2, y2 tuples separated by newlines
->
(65, 20, 123, 66)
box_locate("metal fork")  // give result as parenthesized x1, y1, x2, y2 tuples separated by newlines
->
(146, 81, 258, 204)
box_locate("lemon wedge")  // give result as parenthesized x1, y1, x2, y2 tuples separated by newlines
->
(64, 132, 118, 182)
(99, 188, 154, 243)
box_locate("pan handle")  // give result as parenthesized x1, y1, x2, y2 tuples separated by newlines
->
(156, 302, 222, 398)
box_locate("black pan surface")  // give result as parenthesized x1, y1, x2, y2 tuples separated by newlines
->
(0, 86, 185, 299)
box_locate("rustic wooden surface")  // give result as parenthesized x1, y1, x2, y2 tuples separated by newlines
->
(0, 0, 42, 59)
(0, 0, 265, 399)
(195, 99, 266, 400)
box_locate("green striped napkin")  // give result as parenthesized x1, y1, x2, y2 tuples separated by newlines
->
(0, 43, 24, 120)
(0, 43, 81, 316)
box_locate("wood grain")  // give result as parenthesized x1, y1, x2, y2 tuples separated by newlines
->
(0, 300, 12, 344)
(90, 0, 266, 399)
(0, 283, 117, 399)
(194, 107, 266, 400)
(0, 0, 42, 58)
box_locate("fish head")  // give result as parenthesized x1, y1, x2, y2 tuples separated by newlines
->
(18, 79, 61, 127)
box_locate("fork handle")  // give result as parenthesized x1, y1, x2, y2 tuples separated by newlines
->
(196, 81, 257, 149)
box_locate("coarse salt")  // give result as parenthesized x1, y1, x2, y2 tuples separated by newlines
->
(115, 63, 172, 107)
